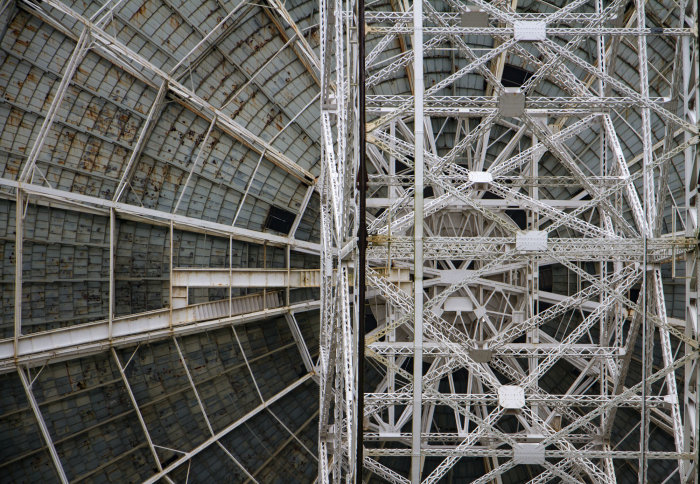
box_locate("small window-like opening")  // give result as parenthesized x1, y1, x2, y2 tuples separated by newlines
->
(502, 64, 533, 88)
(265, 205, 296, 234)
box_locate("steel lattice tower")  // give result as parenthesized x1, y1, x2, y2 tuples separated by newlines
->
(318, 0, 700, 482)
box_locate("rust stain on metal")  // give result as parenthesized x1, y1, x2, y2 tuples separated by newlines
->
(62, 131, 76, 152)
(82, 145, 98, 171)
(7, 109, 21, 127)
(96, 105, 116, 135)
(42, 90, 54, 110)
(130, 3, 148, 23)
(207, 136, 220, 152)
(116, 70, 131, 90)
(309, 26, 320, 44)
(85, 104, 98, 121)
(5, 164, 18, 176)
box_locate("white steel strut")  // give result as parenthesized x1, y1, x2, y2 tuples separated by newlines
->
(317, 0, 361, 479)
(318, 0, 699, 483)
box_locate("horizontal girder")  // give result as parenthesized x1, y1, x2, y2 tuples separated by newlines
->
(0, 294, 319, 372)
(0, 178, 319, 254)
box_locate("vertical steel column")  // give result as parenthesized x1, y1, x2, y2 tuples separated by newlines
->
(108, 207, 115, 339)
(635, 1, 653, 481)
(229, 235, 233, 317)
(411, 0, 424, 480)
(317, 0, 334, 476)
(388, 119, 397, 431)
(683, 3, 700, 481)
(595, 3, 610, 464)
(318, 0, 358, 476)
(356, 0, 367, 475)
(527, 132, 539, 424)
(13, 190, 23, 358)
(169, 222, 174, 330)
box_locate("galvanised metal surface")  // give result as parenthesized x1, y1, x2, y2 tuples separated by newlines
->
(319, 0, 699, 482)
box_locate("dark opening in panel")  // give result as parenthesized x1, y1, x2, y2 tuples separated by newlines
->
(502, 63, 533, 87)
(265, 205, 296, 234)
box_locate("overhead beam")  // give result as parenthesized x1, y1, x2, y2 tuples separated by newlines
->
(0, 293, 319, 372)
(368, 342, 625, 358)
(367, 197, 595, 209)
(366, 236, 694, 262)
(172, 268, 323, 288)
(0, 178, 320, 254)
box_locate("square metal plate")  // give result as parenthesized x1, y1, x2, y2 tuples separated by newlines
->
(498, 385, 526, 409)
(514, 21, 546, 41)
(513, 443, 545, 465)
(516, 230, 548, 251)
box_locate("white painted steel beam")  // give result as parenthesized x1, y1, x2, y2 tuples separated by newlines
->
(113, 80, 168, 203)
(285, 312, 315, 373)
(264, 0, 321, 81)
(110, 348, 171, 479)
(317, 0, 359, 477)
(367, 197, 594, 208)
(0, 178, 320, 254)
(0, 294, 319, 372)
(171, 268, 323, 289)
(411, 0, 424, 480)
(17, 367, 69, 484)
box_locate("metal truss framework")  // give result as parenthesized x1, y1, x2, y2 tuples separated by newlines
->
(316, 0, 361, 477)
(319, 0, 699, 483)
